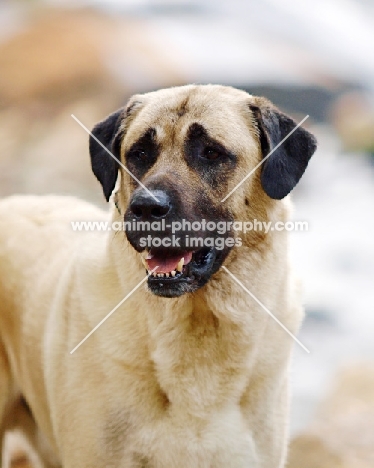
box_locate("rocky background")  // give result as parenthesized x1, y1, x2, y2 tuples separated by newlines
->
(1, 1, 374, 467)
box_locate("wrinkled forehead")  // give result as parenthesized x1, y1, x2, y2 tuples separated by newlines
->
(122, 85, 257, 154)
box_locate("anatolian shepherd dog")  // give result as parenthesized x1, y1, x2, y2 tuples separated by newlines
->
(0, 85, 316, 468)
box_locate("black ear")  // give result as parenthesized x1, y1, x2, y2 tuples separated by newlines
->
(250, 104, 317, 199)
(89, 109, 124, 201)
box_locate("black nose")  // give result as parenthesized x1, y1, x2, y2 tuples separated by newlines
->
(130, 190, 171, 220)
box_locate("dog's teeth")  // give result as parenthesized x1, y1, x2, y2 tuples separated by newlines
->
(171, 270, 176, 277)
(165, 273, 170, 278)
(176, 258, 184, 272)
(152, 272, 157, 277)
(157, 273, 164, 278)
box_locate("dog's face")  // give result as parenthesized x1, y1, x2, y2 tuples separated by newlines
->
(89, 85, 316, 298)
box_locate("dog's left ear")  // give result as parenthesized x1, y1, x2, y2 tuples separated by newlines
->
(89, 109, 124, 202)
(250, 103, 317, 199)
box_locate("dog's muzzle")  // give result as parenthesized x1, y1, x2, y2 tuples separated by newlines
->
(124, 189, 233, 298)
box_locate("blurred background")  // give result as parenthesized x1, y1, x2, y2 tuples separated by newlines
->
(1, 0, 374, 466)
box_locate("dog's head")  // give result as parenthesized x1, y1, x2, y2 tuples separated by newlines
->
(89, 85, 316, 298)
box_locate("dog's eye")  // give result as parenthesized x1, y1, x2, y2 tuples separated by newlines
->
(128, 148, 147, 159)
(202, 147, 220, 160)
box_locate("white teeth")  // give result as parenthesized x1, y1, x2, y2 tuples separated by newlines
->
(176, 258, 184, 272)
(149, 270, 177, 278)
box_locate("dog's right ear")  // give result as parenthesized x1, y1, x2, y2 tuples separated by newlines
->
(89, 109, 124, 202)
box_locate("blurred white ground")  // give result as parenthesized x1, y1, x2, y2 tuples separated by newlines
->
(290, 128, 374, 432)
(41, 0, 374, 90)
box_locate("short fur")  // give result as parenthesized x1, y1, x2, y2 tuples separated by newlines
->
(0, 85, 316, 467)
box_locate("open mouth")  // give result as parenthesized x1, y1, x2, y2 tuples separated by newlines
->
(140, 247, 217, 297)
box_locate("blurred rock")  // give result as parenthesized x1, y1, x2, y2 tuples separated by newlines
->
(288, 434, 347, 468)
(0, 7, 185, 109)
(0, 9, 118, 109)
(0, 7, 187, 200)
(288, 363, 374, 468)
(0, 98, 113, 204)
(330, 91, 374, 153)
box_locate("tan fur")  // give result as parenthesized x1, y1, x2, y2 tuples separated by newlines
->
(0, 85, 304, 467)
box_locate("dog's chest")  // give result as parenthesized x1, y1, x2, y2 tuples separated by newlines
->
(102, 402, 257, 468)
(146, 304, 255, 409)
(100, 318, 257, 467)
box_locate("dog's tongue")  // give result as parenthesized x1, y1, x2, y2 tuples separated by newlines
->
(146, 251, 193, 273)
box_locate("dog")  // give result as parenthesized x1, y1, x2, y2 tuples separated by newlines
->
(0, 84, 316, 468)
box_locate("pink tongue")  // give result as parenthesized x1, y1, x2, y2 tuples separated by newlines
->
(147, 251, 193, 273)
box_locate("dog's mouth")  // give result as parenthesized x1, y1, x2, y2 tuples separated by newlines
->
(140, 247, 218, 297)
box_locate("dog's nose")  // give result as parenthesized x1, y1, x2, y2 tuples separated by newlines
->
(130, 190, 171, 219)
